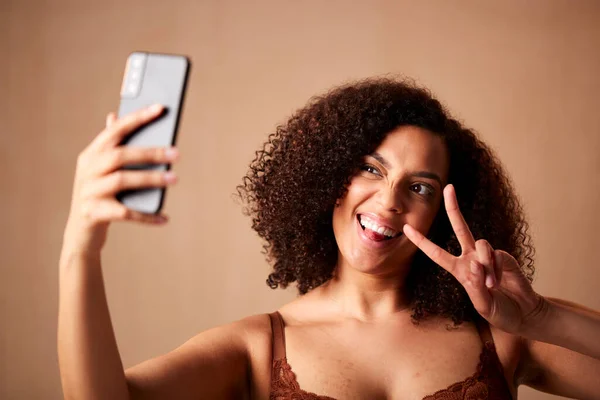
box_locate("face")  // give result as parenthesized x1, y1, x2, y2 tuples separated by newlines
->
(332, 125, 449, 275)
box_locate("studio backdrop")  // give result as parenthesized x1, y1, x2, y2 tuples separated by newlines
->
(1, 1, 599, 399)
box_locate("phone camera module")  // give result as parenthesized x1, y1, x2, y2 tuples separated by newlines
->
(121, 52, 147, 98)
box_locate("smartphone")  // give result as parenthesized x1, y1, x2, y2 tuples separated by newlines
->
(116, 51, 190, 214)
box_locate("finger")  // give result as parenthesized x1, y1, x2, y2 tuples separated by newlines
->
(475, 239, 496, 288)
(117, 206, 170, 224)
(403, 223, 457, 274)
(443, 184, 476, 253)
(105, 112, 117, 128)
(493, 250, 504, 284)
(83, 170, 177, 198)
(91, 147, 179, 177)
(94, 200, 169, 224)
(467, 260, 493, 318)
(90, 104, 164, 151)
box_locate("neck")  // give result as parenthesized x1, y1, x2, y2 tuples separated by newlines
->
(322, 258, 412, 322)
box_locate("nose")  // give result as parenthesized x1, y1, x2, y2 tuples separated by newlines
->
(375, 182, 404, 214)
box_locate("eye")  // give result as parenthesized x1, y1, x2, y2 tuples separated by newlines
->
(359, 164, 381, 176)
(410, 183, 434, 197)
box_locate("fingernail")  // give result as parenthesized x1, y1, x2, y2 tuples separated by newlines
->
(164, 171, 177, 183)
(485, 274, 494, 288)
(165, 148, 179, 160)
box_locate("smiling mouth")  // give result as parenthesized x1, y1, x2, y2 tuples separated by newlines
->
(357, 214, 403, 241)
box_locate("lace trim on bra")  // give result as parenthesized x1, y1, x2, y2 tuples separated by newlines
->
(271, 358, 336, 400)
(270, 341, 510, 400)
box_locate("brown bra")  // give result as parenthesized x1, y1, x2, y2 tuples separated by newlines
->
(268, 311, 513, 400)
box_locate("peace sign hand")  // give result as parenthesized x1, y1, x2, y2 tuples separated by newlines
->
(403, 184, 545, 334)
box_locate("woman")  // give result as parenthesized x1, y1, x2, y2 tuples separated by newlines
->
(58, 78, 600, 399)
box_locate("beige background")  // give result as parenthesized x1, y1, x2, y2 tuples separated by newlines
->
(1, 0, 599, 399)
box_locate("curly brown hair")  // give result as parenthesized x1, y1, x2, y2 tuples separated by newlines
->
(236, 77, 535, 325)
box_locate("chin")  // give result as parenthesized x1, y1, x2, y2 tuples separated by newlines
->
(340, 252, 404, 276)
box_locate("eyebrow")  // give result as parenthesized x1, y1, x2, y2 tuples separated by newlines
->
(368, 152, 443, 187)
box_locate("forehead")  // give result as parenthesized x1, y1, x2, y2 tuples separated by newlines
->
(372, 125, 449, 181)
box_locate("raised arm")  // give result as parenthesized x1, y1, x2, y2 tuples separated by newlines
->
(516, 297, 600, 398)
(58, 107, 258, 399)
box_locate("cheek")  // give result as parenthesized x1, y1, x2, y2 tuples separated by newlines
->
(331, 207, 349, 254)
(331, 189, 361, 243)
(341, 179, 373, 205)
(335, 181, 365, 212)
(409, 203, 442, 233)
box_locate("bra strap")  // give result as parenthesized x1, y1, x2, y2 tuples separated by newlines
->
(269, 311, 287, 360)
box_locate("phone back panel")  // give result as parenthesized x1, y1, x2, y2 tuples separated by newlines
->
(116, 52, 190, 214)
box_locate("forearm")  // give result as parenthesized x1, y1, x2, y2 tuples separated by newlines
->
(523, 296, 600, 360)
(58, 249, 129, 400)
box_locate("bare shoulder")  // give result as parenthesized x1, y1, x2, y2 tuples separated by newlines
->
(228, 313, 273, 342)
(234, 313, 274, 363)
(232, 313, 275, 399)
(125, 313, 274, 400)
(213, 313, 275, 399)
(176, 313, 273, 357)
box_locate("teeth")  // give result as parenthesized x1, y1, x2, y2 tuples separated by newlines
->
(359, 215, 398, 238)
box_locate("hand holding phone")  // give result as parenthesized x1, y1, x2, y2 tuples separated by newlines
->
(116, 52, 190, 214)
(64, 106, 179, 255)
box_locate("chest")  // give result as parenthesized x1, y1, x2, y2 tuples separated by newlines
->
(282, 322, 489, 400)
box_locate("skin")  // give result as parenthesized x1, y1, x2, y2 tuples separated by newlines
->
(270, 126, 520, 398)
(272, 126, 600, 399)
(58, 107, 600, 400)
(328, 125, 450, 320)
